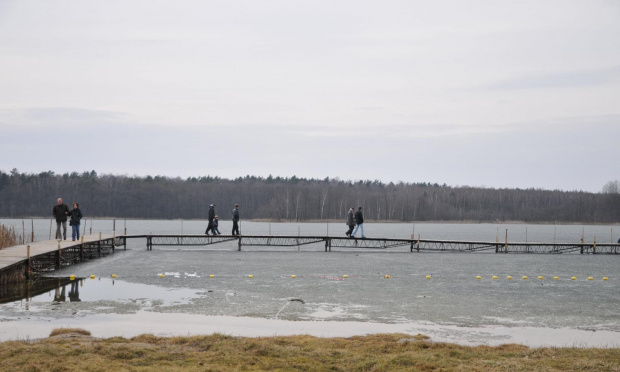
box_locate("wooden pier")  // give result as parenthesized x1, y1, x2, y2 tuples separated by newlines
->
(126, 234, 620, 254)
(0, 234, 123, 285)
(1, 234, 617, 284)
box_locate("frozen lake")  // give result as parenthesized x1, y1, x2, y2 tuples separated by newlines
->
(0, 220, 619, 347)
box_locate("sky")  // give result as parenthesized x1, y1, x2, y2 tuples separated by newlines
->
(1, 0, 619, 192)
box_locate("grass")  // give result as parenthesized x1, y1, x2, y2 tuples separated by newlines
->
(0, 224, 18, 249)
(0, 330, 618, 371)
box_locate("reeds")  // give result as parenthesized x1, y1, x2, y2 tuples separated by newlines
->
(0, 224, 18, 250)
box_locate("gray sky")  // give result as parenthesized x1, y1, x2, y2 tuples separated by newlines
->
(1, 0, 619, 192)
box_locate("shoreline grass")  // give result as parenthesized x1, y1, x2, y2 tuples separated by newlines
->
(0, 224, 18, 250)
(1, 330, 618, 371)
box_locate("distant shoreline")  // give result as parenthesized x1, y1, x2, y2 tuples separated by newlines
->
(1, 216, 619, 226)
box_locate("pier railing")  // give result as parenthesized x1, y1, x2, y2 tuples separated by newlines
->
(122, 234, 620, 254)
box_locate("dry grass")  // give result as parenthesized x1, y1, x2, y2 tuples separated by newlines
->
(49, 328, 92, 337)
(0, 330, 618, 372)
(0, 224, 18, 249)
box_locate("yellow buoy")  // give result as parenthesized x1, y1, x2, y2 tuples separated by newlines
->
(492, 276, 498, 280)
(522, 276, 528, 280)
(603, 277, 609, 281)
(209, 274, 215, 278)
(159, 274, 165, 278)
(553, 276, 559, 280)
(506, 275, 513, 280)
(384, 274, 391, 279)
(111, 274, 117, 278)
(476, 276, 482, 280)
(248, 275, 254, 278)
(537, 276, 543, 280)
(588, 277, 593, 281)
(571, 276, 577, 281)
(343, 275, 348, 279)
(291, 275, 296, 278)
(425, 275, 431, 279)
(69, 275, 75, 280)
(90, 275, 95, 279)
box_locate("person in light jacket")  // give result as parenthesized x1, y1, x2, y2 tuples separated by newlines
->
(345, 207, 355, 237)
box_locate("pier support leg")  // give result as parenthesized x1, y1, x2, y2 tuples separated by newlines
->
(238, 237, 242, 252)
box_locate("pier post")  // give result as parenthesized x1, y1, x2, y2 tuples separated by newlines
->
(26, 245, 31, 279)
(580, 236, 584, 254)
(80, 236, 84, 262)
(238, 236, 242, 251)
(112, 232, 116, 253)
(56, 243, 61, 270)
(593, 236, 596, 254)
(417, 234, 420, 252)
(504, 229, 508, 253)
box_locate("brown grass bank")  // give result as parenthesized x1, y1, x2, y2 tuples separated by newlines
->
(0, 224, 18, 250)
(1, 330, 619, 372)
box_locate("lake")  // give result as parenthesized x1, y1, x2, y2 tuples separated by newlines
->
(0, 219, 619, 347)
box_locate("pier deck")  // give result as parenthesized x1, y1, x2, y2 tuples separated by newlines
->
(122, 234, 620, 254)
(0, 234, 122, 284)
(1, 234, 618, 284)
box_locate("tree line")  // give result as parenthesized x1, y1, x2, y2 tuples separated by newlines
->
(0, 169, 619, 223)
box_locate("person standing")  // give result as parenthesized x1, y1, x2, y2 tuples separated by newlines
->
(52, 198, 70, 240)
(68, 202, 83, 241)
(232, 203, 240, 235)
(351, 206, 366, 238)
(205, 204, 216, 235)
(345, 207, 355, 237)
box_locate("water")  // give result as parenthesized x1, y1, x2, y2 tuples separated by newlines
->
(1, 220, 619, 346)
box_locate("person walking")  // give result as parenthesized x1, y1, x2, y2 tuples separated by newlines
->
(52, 198, 70, 240)
(232, 203, 240, 235)
(212, 215, 222, 235)
(345, 207, 355, 237)
(351, 206, 366, 239)
(205, 203, 216, 235)
(68, 202, 83, 241)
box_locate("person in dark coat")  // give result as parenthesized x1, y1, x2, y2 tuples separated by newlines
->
(205, 204, 216, 235)
(345, 207, 355, 237)
(351, 206, 366, 238)
(68, 202, 83, 241)
(52, 198, 70, 240)
(232, 203, 240, 235)
(212, 215, 221, 235)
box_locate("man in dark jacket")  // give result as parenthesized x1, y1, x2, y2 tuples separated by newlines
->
(345, 207, 355, 237)
(351, 206, 366, 238)
(232, 203, 240, 235)
(205, 204, 216, 235)
(52, 198, 70, 240)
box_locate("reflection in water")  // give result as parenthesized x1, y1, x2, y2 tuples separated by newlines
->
(0, 277, 82, 306)
(68, 281, 81, 302)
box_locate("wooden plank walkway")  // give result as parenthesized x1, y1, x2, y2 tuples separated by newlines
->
(0, 234, 115, 272)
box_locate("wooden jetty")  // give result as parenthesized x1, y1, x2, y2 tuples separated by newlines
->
(1, 233, 618, 284)
(0, 234, 122, 285)
(125, 234, 620, 254)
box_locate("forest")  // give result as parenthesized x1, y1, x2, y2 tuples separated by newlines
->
(0, 169, 619, 223)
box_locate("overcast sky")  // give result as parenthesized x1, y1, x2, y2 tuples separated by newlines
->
(1, 0, 619, 192)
